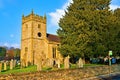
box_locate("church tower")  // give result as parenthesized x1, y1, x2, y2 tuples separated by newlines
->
(21, 10, 47, 66)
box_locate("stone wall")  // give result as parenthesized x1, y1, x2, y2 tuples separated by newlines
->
(0, 65, 120, 80)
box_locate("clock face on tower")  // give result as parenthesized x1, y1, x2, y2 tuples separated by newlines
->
(38, 32, 41, 37)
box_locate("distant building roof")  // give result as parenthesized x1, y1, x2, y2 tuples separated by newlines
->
(47, 33, 60, 43)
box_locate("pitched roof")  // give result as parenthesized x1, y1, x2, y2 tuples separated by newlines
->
(47, 33, 60, 43)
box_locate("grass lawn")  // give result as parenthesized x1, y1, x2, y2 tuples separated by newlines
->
(84, 64, 104, 67)
(0, 64, 104, 75)
(0, 65, 37, 74)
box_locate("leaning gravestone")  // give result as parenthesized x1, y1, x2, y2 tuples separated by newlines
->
(4, 62, 7, 70)
(10, 59, 13, 70)
(64, 55, 70, 69)
(0, 62, 2, 72)
(78, 58, 83, 68)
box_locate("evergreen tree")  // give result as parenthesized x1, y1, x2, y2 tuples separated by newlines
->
(112, 8, 120, 56)
(57, 0, 112, 62)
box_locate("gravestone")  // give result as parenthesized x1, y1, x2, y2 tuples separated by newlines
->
(0, 62, 2, 72)
(64, 55, 70, 69)
(13, 60, 16, 68)
(57, 59, 60, 68)
(25, 60, 28, 67)
(21, 59, 25, 68)
(46, 58, 53, 67)
(36, 55, 42, 71)
(37, 61, 42, 71)
(78, 58, 83, 68)
(49, 58, 53, 67)
(4, 62, 7, 70)
(10, 59, 13, 70)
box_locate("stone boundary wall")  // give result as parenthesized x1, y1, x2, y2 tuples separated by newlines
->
(0, 65, 120, 80)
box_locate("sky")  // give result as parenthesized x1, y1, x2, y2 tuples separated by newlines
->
(0, 0, 120, 48)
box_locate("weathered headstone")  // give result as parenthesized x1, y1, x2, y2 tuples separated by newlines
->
(37, 61, 42, 71)
(4, 62, 7, 70)
(64, 55, 70, 69)
(0, 62, 2, 72)
(21, 59, 26, 68)
(83, 58, 85, 64)
(36, 55, 42, 71)
(46, 58, 53, 67)
(78, 58, 83, 68)
(20, 59, 23, 68)
(49, 58, 53, 67)
(57, 59, 60, 68)
(10, 59, 13, 70)
(13, 60, 16, 68)
(25, 60, 28, 67)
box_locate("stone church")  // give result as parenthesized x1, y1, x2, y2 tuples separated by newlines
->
(20, 11, 63, 67)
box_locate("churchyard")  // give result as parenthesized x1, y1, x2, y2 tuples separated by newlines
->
(0, 56, 103, 75)
(0, 56, 120, 80)
(0, 57, 81, 74)
(0, 59, 120, 80)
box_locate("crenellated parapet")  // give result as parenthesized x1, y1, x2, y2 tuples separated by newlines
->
(22, 11, 46, 24)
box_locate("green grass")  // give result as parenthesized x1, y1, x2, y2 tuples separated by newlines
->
(0, 65, 37, 74)
(42, 67, 52, 71)
(0, 63, 104, 75)
(83, 64, 104, 67)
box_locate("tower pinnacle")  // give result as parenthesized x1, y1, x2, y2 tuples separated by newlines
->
(31, 9, 34, 14)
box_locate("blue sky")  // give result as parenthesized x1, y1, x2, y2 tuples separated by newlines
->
(0, 0, 120, 48)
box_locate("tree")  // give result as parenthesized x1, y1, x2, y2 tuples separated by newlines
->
(112, 8, 120, 56)
(8, 47, 20, 60)
(0, 47, 6, 57)
(6, 49, 14, 60)
(57, 0, 112, 62)
(13, 48, 20, 59)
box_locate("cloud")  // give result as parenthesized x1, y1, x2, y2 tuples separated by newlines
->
(110, 5, 120, 10)
(49, 9, 65, 27)
(48, 0, 73, 27)
(110, 0, 120, 10)
(49, 0, 120, 27)
(0, 42, 20, 48)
